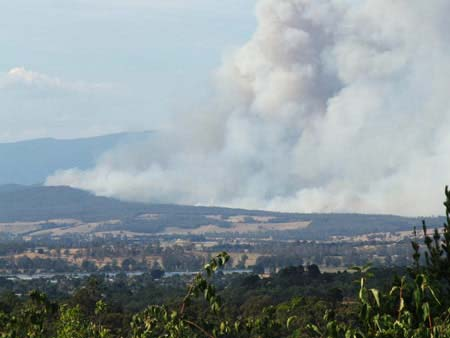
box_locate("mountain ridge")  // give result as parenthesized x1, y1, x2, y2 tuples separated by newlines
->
(0, 184, 444, 239)
(0, 131, 152, 185)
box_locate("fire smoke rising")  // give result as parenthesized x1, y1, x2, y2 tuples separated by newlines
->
(47, 0, 450, 216)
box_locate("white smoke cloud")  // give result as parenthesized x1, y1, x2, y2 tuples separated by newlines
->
(47, 0, 450, 216)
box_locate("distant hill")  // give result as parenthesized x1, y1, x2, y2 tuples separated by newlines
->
(0, 184, 280, 224)
(0, 132, 152, 185)
(0, 184, 31, 193)
(0, 185, 443, 239)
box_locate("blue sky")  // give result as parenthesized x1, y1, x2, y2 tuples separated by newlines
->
(0, 0, 257, 142)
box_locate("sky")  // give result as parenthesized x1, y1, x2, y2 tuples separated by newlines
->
(3, 0, 450, 216)
(0, 0, 257, 142)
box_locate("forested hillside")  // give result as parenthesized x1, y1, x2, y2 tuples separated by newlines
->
(0, 185, 443, 239)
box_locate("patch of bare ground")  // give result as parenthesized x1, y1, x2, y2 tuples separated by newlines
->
(25, 220, 121, 238)
(329, 230, 416, 243)
(228, 216, 247, 223)
(162, 221, 310, 235)
(93, 230, 154, 238)
(0, 218, 89, 236)
(136, 214, 160, 220)
(205, 215, 223, 221)
(251, 216, 276, 222)
(227, 215, 276, 223)
(0, 222, 43, 234)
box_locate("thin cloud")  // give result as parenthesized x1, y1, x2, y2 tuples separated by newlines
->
(0, 67, 113, 93)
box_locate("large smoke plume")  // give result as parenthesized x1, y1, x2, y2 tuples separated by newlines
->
(47, 0, 450, 216)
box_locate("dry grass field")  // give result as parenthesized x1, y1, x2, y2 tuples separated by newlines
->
(162, 214, 310, 236)
(162, 221, 310, 235)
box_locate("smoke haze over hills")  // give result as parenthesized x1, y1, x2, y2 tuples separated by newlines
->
(47, 0, 450, 216)
(0, 132, 151, 185)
